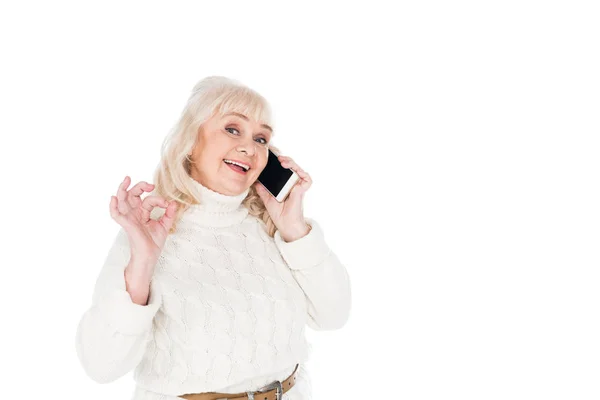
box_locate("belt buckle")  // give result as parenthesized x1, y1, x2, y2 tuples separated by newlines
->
(258, 379, 283, 400)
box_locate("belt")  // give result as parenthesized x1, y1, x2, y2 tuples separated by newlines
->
(178, 364, 299, 400)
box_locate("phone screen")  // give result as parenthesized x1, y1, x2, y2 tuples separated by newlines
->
(257, 149, 294, 197)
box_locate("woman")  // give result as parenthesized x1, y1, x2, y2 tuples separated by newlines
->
(75, 76, 351, 400)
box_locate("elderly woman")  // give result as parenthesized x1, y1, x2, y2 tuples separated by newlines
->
(75, 76, 351, 400)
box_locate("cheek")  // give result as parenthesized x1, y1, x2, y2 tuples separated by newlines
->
(198, 149, 222, 172)
(208, 131, 234, 151)
(256, 155, 268, 173)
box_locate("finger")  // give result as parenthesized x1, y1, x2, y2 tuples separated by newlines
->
(287, 167, 311, 195)
(127, 181, 154, 208)
(296, 173, 312, 192)
(280, 157, 300, 171)
(292, 166, 311, 182)
(159, 200, 179, 232)
(294, 173, 311, 193)
(141, 195, 170, 224)
(254, 182, 268, 200)
(110, 195, 136, 228)
(128, 181, 154, 197)
(280, 159, 312, 195)
(287, 179, 307, 202)
(277, 156, 313, 196)
(109, 195, 123, 222)
(278, 155, 299, 170)
(116, 176, 132, 214)
(281, 159, 311, 184)
(300, 170, 312, 186)
(254, 182, 273, 206)
(278, 155, 294, 166)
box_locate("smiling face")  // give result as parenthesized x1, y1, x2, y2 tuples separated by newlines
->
(189, 111, 273, 196)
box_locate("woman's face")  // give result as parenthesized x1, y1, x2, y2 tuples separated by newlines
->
(189, 111, 272, 196)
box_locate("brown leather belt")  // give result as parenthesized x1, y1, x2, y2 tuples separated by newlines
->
(178, 364, 299, 400)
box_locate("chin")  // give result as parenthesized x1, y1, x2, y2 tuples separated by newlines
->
(223, 182, 250, 196)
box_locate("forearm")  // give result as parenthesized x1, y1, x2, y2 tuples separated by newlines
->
(274, 218, 352, 330)
(75, 228, 162, 383)
(124, 257, 155, 306)
(75, 305, 155, 383)
(279, 222, 312, 243)
(290, 250, 352, 330)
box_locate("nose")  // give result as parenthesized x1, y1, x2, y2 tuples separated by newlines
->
(236, 138, 257, 156)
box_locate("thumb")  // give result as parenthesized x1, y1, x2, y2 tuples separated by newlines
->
(160, 201, 178, 230)
(255, 183, 270, 203)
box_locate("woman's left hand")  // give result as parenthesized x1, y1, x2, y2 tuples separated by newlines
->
(254, 155, 312, 242)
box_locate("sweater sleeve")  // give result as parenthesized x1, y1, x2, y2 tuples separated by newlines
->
(274, 218, 351, 331)
(75, 228, 161, 384)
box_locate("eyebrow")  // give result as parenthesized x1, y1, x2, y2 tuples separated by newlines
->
(223, 112, 273, 133)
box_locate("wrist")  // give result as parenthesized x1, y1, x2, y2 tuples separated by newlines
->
(124, 270, 151, 306)
(280, 222, 311, 243)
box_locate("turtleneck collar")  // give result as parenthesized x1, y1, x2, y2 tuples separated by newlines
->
(180, 176, 250, 228)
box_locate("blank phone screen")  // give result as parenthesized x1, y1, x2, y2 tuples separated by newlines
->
(257, 150, 294, 196)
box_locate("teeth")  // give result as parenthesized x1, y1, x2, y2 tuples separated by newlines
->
(224, 160, 250, 171)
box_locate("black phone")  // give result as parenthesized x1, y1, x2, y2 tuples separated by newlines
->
(257, 149, 300, 202)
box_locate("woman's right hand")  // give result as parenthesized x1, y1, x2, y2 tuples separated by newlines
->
(109, 176, 178, 268)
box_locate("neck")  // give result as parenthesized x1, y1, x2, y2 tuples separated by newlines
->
(181, 177, 250, 228)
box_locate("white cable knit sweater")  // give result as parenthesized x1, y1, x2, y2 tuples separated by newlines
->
(75, 177, 351, 400)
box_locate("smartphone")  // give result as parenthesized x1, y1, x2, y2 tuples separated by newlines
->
(257, 149, 301, 202)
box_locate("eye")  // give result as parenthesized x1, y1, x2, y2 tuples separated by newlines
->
(226, 125, 268, 145)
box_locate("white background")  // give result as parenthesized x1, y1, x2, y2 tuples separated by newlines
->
(1, 1, 598, 399)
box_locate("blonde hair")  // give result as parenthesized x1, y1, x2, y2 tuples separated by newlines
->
(149, 76, 279, 237)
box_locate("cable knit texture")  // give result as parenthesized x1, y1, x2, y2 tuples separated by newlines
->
(75, 176, 352, 400)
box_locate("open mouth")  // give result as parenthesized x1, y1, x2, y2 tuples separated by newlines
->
(224, 159, 250, 174)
